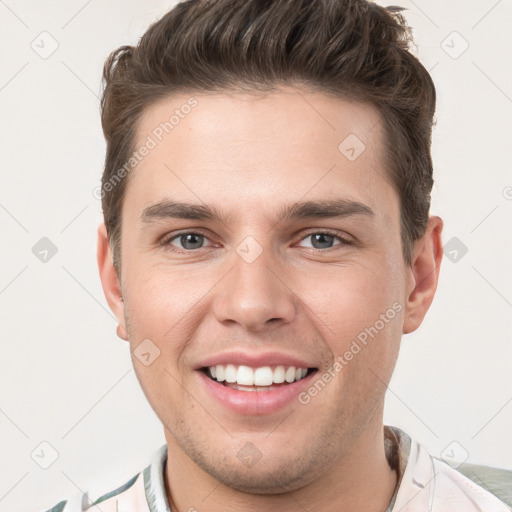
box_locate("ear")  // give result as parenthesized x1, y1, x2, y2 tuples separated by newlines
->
(403, 216, 444, 335)
(97, 223, 128, 341)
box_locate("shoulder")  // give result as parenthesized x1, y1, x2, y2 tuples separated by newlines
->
(388, 426, 511, 512)
(440, 463, 512, 507)
(38, 472, 143, 512)
(36, 444, 169, 512)
(37, 443, 169, 512)
(438, 459, 512, 510)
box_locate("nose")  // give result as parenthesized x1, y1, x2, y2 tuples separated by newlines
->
(212, 242, 297, 333)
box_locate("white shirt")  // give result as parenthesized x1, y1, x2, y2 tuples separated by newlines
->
(40, 426, 510, 512)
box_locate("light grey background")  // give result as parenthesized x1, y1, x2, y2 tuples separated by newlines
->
(0, 1, 511, 511)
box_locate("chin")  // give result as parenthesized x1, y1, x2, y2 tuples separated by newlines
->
(181, 437, 332, 495)
(205, 462, 313, 495)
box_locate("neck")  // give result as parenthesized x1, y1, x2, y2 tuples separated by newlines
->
(164, 415, 397, 512)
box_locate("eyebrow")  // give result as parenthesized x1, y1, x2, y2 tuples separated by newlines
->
(140, 198, 374, 224)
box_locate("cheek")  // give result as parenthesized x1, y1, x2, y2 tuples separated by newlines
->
(300, 259, 404, 400)
(123, 261, 201, 336)
(124, 270, 196, 412)
(302, 261, 402, 347)
(130, 353, 195, 434)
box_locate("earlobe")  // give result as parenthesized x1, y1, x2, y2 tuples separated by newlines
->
(402, 216, 444, 334)
(97, 223, 128, 341)
(116, 324, 129, 341)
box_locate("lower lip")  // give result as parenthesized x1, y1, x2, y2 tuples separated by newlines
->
(196, 370, 316, 415)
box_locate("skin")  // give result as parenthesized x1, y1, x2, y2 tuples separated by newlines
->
(98, 86, 443, 512)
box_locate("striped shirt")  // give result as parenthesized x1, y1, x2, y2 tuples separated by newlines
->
(41, 426, 511, 512)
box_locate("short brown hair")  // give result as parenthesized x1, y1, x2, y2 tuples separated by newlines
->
(100, 0, 436, 268)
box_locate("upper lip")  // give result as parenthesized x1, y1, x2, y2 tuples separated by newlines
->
(195, 351, 320, 370)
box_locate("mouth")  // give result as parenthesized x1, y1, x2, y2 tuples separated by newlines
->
(196, 363, 320, 414)
(200, 364, 318, 392)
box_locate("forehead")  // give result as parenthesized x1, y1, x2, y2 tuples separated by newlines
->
(126, 87, 397, 224)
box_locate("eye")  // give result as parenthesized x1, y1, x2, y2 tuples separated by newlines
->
(161, 230, 352, 253)
(164, 231, 214, 251)
(297, 231, 352, 250)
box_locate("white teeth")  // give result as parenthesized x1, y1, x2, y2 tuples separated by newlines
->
(285, 366, 296, 383)
(236, 365, 254, 386)
(225, 383, 280, 392)
(225, 364, 237, 383)
(207, 364, 310, 386)
(273, 365, 286, 383)
(215, 365, 225, 382)
(254, 367, 273, 386)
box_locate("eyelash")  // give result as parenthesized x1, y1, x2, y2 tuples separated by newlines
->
(161, 229, 353, 253)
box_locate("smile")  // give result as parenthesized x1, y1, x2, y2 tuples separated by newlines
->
(197, 365, 319, 415)
(203, 364, 315, 389)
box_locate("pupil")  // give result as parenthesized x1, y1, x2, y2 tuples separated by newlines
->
(182, 233, 203, 249)
(312, 233, 333, 249)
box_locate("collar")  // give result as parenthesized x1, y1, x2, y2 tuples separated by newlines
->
(144, 425, 413, 511)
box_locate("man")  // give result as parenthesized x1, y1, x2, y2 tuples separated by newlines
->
(41, 0, 511, 510)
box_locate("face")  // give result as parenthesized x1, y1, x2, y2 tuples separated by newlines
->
(99, 86, 438, 493)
